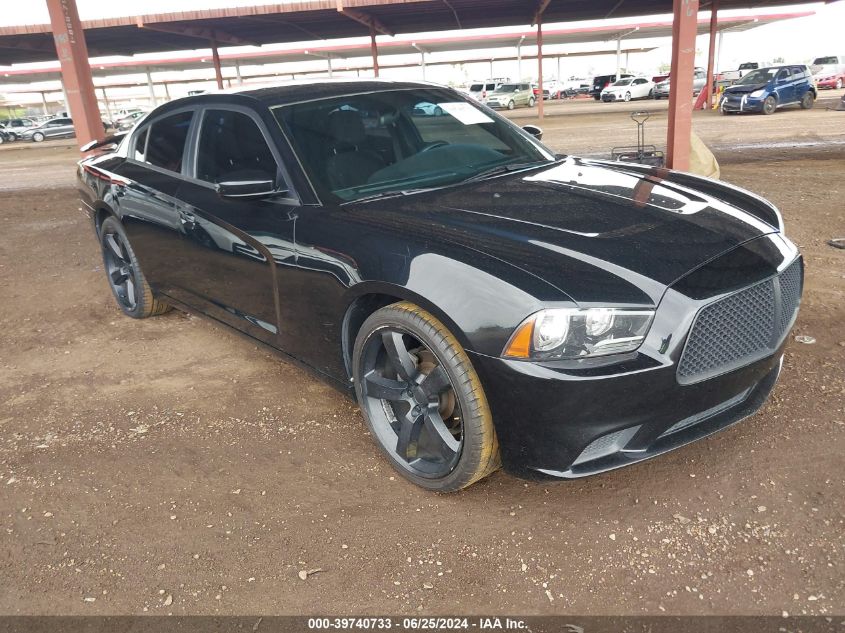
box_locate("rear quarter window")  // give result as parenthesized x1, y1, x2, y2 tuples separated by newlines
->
(144, 111, 193, 174)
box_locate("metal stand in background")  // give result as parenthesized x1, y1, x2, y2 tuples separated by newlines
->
(611, 111, 665, 167)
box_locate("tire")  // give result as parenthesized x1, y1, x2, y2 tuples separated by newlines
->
(32, 131, 45, 142)
(507, 100, 515, 110)
(648, 88, 654, 98)
(353, 301, 500, 492)
(528, 97, 535, 107)
(624, 91, 632, 102)
(434, 106, 443, 117)
(0, 135, 4, 145)
(800, 91, 815, 110)
(761, 96, 776, 115)
(99, 216, 170, 319)
(8, 132, 17, 141)
(836, 79, 843, 90)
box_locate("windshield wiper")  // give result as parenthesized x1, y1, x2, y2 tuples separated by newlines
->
(461, 160, 552, 184)
(343, 187, 438, 205)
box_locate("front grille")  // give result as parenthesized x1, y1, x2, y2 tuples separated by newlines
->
(677, 259, 801, 384)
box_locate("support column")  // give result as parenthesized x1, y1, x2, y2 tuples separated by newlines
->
(41, 92, 49, 115)
(45, 0, 103, 147)
(146, 67, 157, 107)
(327, 56, 333, 78)
(516, 35, 525, 81)
(234, 60, 243, 85)
(666, 0, 700, 171)
(489, 59, 494, 78)
(420, 51, 426, 80)
(163, 82, 171, 100)
(210, 38, 224, 90)
(100, 87, 112, 123)
(370, 26, 379, 78)
(616, 37, 622, 76)
(61, 83, 70, 116)
(705, 0, 719, 108)
(537, 16, 544, 119)
(715, 31, 723, 79)
(556, 56, 560, 82)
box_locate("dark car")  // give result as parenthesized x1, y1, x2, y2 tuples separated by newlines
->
(77, 80, 802, 492)
(21, 116, 75, 142)
(720, 65, 816, 115)
(589, 73, 633, 100)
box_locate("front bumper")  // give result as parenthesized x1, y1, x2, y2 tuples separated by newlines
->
(601, 93, 619, 102)
(468, 250, 802, 480)
(720, 93, 765, 112)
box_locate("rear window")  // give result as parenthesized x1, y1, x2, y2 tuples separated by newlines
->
(469, 83, 483, 92)
(145, 110, 192, 173)
(813, 56, 838, 65)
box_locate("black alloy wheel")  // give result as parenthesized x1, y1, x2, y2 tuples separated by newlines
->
(99, 216, 170, 319)
(353, 302, 499, 491)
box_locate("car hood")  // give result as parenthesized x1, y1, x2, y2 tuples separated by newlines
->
(724, 83, 768, 94)
(363, 157, 780, 306)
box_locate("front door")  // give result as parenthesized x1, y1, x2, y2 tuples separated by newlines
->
(174, 106, 298, 347)
(774, 68, 796, 105)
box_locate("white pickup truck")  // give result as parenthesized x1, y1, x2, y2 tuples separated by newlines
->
(720, 62, 768, 84)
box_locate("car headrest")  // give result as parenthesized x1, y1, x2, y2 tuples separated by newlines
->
(328, 109, 366, 146)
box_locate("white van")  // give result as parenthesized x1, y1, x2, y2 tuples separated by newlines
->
(810, 55, 845, 89)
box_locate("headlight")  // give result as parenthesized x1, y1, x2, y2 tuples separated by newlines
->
(749, 89, 766, 98)
(503, 308, 655, 360)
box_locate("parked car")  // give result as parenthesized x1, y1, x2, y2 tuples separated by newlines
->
(720, 65, 816, 115)
(466, 79, 505, 102)
(484, 83, 535, 109)
(0, 128, 10, 144)
(78, 79, 802, 491)
(601, 77, 654, 102)
(0, 117, 37, 141)
(589, 73, 634, 100)
(412, 101, 444, 116)
(20, 117, 75, 142)
(810, 55, 845, 90)
(653, 67, 707, 99)
(720, 61, 766, 84)
(116, 110, 148, 131)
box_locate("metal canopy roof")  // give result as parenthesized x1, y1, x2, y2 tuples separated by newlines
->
(0, 11, 810, 86)
(0, 0, 822, 65)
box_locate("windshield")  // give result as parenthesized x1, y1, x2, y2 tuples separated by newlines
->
(496, 84, 518, 93)
(273, 87, 553, 203)
(612, 79, 632, 86)
(737, 68, 779, 85)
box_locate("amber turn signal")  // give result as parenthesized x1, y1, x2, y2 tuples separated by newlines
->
(503, 318, 535, 358)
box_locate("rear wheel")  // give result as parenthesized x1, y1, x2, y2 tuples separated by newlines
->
(800, 91, 815, 110)
(836, 79, 843, 90)
(99, 216, 170, 319)
(353, 301, 500, 492)
(32, 131, 45, 142)
(761, 96, 777, 115)
(528, 97, 535, 107)
(434, 106, 443, 116)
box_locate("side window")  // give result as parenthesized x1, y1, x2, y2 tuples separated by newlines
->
(777, 68, 791, 81)
(195, 109, 278, 184)
(145, 111, 192, 173)
(133, 127, 149, 162)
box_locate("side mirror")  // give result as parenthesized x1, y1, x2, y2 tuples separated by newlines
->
(216, 180, 286, 200)
(522, 124, 543, 140)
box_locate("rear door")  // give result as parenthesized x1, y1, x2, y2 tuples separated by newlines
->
(774, 68, 796, 104)
(174, 105, 298, 346)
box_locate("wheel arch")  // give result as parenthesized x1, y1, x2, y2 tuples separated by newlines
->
(340, 282, 473, 380)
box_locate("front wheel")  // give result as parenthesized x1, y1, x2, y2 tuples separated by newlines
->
(99, 216, 171, 319)
(353, 302, 500, 492)
(761, 95, 777, 115)
(507, 100, 515, 110)
(32, 131, 45, 142)
(624, 91, 632, 102)
(836, 79, 843, 90)
(800, 91, 815, 110)
(528, 97, 535, 107)
(433, 106, 443, 116)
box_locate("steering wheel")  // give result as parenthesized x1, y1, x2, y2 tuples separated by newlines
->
(420, 141, 448, 153)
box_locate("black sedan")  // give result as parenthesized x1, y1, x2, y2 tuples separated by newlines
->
(77, 80, 802, 492)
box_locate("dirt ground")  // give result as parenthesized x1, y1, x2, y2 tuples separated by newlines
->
(0, 97, 843, 616)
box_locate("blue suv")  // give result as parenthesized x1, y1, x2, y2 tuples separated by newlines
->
(720, 65, 816, 115)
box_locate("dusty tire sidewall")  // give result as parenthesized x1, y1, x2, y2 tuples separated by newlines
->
(99, 216, 149, 319)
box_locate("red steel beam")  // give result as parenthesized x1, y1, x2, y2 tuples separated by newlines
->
(45, 0, 104, 149)
(210, 38, 224, 89)
(666, 0, 700, 171)
(370, 26, 379, 77)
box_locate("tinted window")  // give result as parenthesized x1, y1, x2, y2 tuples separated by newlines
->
(196, 109, 278, 184)
(469, 83, 483, 91)
(813, 56, 838, 65)
(133, 127, 149, 162)
(145, 111, 192, 173)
